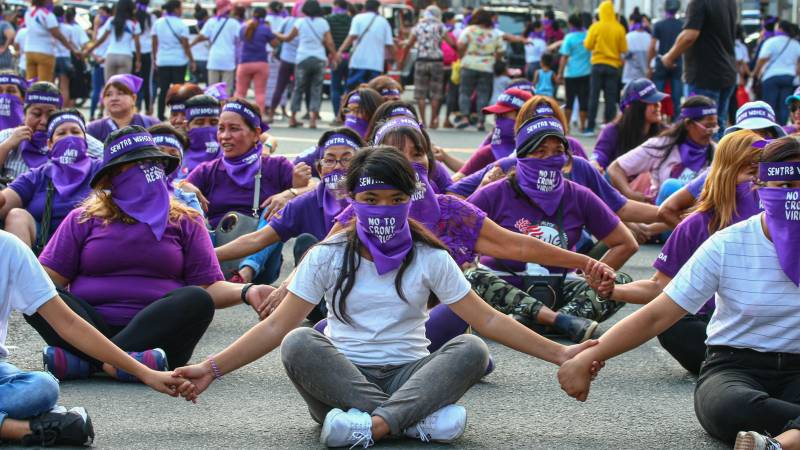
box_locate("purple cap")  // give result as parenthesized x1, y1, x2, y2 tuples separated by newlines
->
(106, 74, 143, 94)
(515, 116, 568, 156)
(205, 82, 229, 101)
(620, 78, 667, 111)
(759, 162, 800, 181)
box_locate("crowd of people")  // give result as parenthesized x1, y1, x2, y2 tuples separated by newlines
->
(0, 0, 800, 449)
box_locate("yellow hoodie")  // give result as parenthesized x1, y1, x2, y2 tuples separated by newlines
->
(583, 1, 628, 68)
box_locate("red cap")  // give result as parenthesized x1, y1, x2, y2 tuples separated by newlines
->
(482, 88, 533, 115)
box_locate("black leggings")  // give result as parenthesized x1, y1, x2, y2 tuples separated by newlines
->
(135, 52, 153, 112)
(156, 65, 188, 121)
(657, 312, 710, 375)
(270, 61, 295, 110)
(565, 75, 590, 113)
(24, 286, 214, 370)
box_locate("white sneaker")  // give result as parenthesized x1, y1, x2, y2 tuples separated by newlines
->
(403, 404, 467, 443)
(320, 408, 373, 448)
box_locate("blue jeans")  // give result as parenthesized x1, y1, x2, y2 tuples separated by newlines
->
(687, 83, 735, 139)
(89, 63, 105, 119)
(346, 68, 381, 91)
(0, 361, 60, 427)
(240, 212, 284, 285)
(653, 71, 683, 118)
(330, 59, 349, 117)
(761, 75, 796, 126)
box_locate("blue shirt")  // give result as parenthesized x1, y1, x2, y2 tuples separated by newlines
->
(559, 30, 591, 78)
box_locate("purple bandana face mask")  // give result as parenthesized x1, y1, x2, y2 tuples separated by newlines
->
(515, 154, 567, 216)
(757, 161, 800, 285)
(46, 136, 92, 196)
(19, 130, 50, 168)
(352, 200, 413, 275)
(491, 117, 516, 159)
(111, 161, 171, 241)
(185, 126, 221, 171)
(678, 139, 708, 172)
(409, 162, 441, 231)
(321, 169, 348, 227)
(735, 180, 763, 221)
(222, 142, 263, 188)
(344, 115, 369, 139)
(0, 94, 24, 129)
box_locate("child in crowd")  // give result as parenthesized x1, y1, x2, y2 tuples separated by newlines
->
(533, 53, 556, 99)
(490, 60, 511, 106)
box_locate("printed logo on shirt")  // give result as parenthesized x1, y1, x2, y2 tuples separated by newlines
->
(657, 252, 668, 263)
(514, 218, 565, 247)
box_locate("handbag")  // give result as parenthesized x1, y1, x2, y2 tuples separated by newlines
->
(32, 180, 55, 256)
(213, 168, 262, 278)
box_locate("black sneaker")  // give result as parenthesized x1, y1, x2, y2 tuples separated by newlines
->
(555, 314, 598, 343)
(22, 406, 94, 447)
(734, 431, 783, 450)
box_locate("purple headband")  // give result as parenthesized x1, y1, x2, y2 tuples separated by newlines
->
(322, 133, 360, 151)
(0, 74, 28, 92)
(759, 162, 800, 181)
(170, 103, 186, 113)
(496, 92, 527, 110)
(534, 104, 555, 116)
(387, 106, 416, 119)
(222, 101, 261, 130)
(752, 139, 774, 149)
(737, 105, 776, 124)
(106, 132, 157, 159)
(25, 91, 63, 107)
(353, 175, 397, 193)
(347, 93, 361, 105)
(381, 88, 401, 97)
(106, 74, 143, 94)
(47, 113, 85, 139)
(620, 82, 658, 111)
(515, 117, 565, 150)
(374, 117, 422, 144)
(152, 134, 184, 153)
(681, 105, 719, 120)
(186, 105, 221, 122)
(508, 80, 535, 93)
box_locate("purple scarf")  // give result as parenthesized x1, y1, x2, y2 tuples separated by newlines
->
(321, 169, 348, 227)
(516, 154, 567, 216)
(344, 115, 369, 139)
(759, 187, 800, 285)
(19, 131, 50, 169)
(222, 143, 263, 188)
(185, 127, 221, 171)
(678, 139, 708, 172)
(490, 117, 516, 159)
(0, 94, 24, 129)
(734, 181, 763, 221)
(46, 136, 92, 197)
(111, 161, 171, 241)
(410, 162, 442, 231)
(353, 201, 413, 275)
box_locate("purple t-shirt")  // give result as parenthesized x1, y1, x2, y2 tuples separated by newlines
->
(187, 154, 294, 227)
(686, 168, 709, 199)
(269, 182, 331, 241)
(591, 123, 619, 169)
(336, 194, 486, 266)
(86, 114, 161, 144)
(430, 161, 453, 194)
(239, 22, 277, 63)
(467, 179, 619, 277)
(39, 208, 224, 325)
(448, 156, 628, 213)
(8, 160, 103, 231)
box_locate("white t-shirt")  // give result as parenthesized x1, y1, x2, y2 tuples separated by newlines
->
(23, 8, 58, 55)
(293, 17, 329, 63)
(288, 234, 471, 366)
(55, 23, 89, 58)
(189, 31, 209, 62)
(347, 12, 393, 72)
(154, 15, 189, 66)
(735, 40, 748, 84)
(758, 35, 800, 81)
(0, 231, 57, 359)
(622, 30, 651, 83)
(137, 16, 156, 54)
(666, 215, 800, 354)
(524, 37, 546, 64)
(100, 18, 141, 56)
(16, 27, 27, 71)
(200, 15, 240, 71)
(278, 17, 299, 64)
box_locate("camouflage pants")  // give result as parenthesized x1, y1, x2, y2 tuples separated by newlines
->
(464, 268, 632, 323)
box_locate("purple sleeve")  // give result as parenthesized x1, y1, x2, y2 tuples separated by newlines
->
(465, 181, 497, 216)
(591, 124, 619, 169)
(458, 144, 495, 176)
(186, 162, 210, 194)
(577, 184, 621, 241)
(653, 212, 709, 277)
(447, 166, 487, 197)
(685, 170, 708, 199)
(7, 169, 40, 206)
(567, 136, 588, 159)
(431, 161, 452, 194)
(38, 209, 88, 281)
(335, 204, 355, 225)
(436, 194, 486, 266)
(181, 214, 225, 285)
(569, 157, 628, 212)
(269, 198, 303, 241)
(86, 120, 104, 142)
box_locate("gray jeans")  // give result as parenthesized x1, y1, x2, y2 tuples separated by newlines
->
(458, 67, 493, 124)
(104, 54, 133, 81)
(291, 57, 326, 113)
(280, 327, 489, 435)
(207, 70, 235, 96)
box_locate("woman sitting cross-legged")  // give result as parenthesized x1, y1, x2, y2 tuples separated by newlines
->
(173, 147, 603, 447)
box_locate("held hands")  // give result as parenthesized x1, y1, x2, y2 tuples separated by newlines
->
(245, 284, 280, 320)
(173, 361, 216, 403)
(583, 259, 616, 299)
(292, 162, 312, 187)
(140, 369, 193, 398)
(558, 355, 595, 402)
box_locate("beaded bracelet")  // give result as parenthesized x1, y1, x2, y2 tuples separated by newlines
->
(207, 355, 223, 381)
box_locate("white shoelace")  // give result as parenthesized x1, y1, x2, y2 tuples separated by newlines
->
(349, 432, 374, 449)
(413, 424, 431, 443)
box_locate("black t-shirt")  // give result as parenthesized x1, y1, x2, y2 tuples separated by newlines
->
(683, 0, 737, 89)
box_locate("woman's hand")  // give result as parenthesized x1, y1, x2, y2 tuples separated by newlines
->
(7, 126, 31, 148)
(139, 369, 189, 397)
(179, 182, 209, 212)
(557, 355, 595, 402)
(261, 190, 294, 219)
(292, 162, 312, 187)
(258, 282, 289, 320)
(432, 145, 448, 162)
(590, 160, 605, 175)
(173, 362, 216, 402)
(245, 284, 278, 320)
(625, 222, 651, 244)
(479, 166, 505, 187)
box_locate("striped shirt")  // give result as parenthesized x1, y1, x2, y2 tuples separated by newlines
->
(665, 214, 800, 354)
(0, 130, 104, 187)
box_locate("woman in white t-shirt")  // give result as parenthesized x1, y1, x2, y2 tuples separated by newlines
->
(133, 0, 156, 116)
(173, 147, 602, 448)
(755, 20, 800, 126)
(560, 135, 800, 450)
(153, 0, 195, 121)
(84, 0, 142, 80)
(23, 0, 79, 83)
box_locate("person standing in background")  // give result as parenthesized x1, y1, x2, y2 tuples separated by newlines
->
(190, 5, 209, 85)
(134, 0, 155, 116)
(523, 21, 546, 82)
(542, 8, 563, 44)
(0, 9, 15, 70)
(648, 0, 683, 120)
(264, 1, 286, 122)
(85, 0, 142, 80)
(192, 0, 239, 97)
(557, 13, 591, 133)
(53, 6, 88, 108)
(753, 20, 800, 126)
(336, 0, 395, 90)
(622, 9, 651, 87)
(266, 3, 299, 123)
(88, 5, 111, 120)
(660, 0, 737, 136)
(325, 0, 352, 124)
(24, 0, 79, 82)
(153, 0, 194, 121)
(235, 7, 278, 117)
(441, 10, 458, 129)
(583, 0, 627, 136)
(14, 25, 27, 77)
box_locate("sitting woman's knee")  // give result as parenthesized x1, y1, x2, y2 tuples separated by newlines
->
(9, 371, 60, 418)
(280, 327, 320, 365)
(451, 334, 490, 368)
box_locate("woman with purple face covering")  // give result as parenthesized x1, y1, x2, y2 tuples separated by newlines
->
(466, 116, 639, 341)
(177, 94, 222, 177)
(172, 147, 604, 448)
(147, 122, 205, 215)
(558, 136, 800, 450)
(86, 74, 160, 143)
(0, 109, 102, 250)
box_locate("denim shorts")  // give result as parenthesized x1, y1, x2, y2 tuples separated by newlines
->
(54, 56, 74, 76)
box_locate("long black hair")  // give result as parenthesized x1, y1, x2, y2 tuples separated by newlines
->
(651, 95, 717, 168)
(135, 0, 151, 31)
(113, 0, 136, 40)
(327, 146, 448, 324)
(613, 100, 664, 161)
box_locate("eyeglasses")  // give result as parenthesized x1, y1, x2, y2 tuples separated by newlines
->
(693, 120, 719, 135)
(321, 157, 353, 168)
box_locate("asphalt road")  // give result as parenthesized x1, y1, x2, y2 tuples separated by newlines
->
(5, 119, 728, 449)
